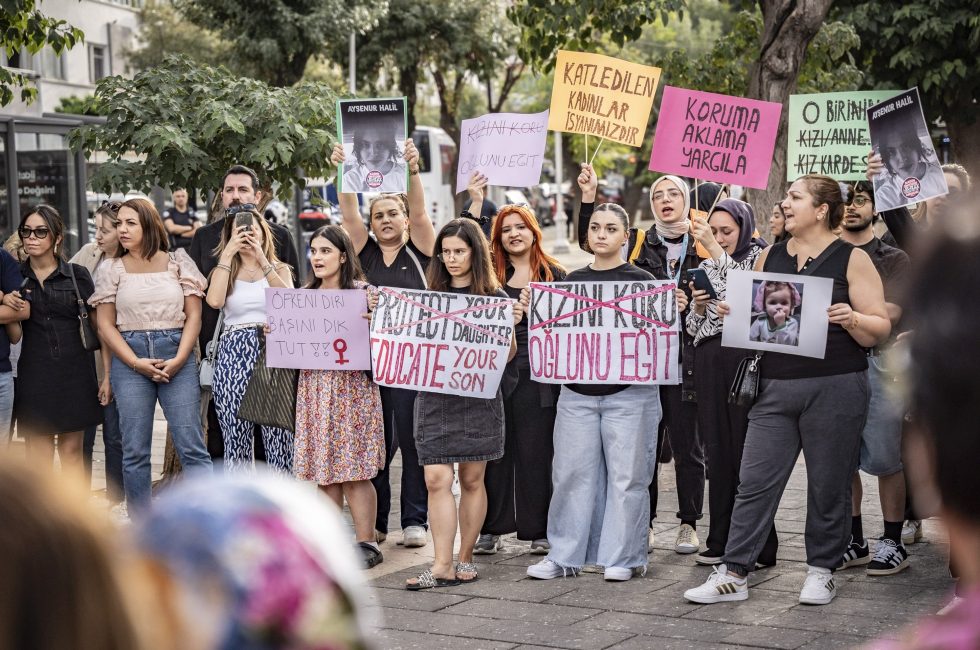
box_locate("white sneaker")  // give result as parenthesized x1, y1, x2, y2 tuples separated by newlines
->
(799, 567, 837, 605)
(603, 566, 633, 582)
(400, 526, 427, 548)
(527, 558, 574, 580)
(683, 565, 748, 603)
(648, 529, 655, 554)
(902, 519, 924, 544)
(675, 524, 699, 554)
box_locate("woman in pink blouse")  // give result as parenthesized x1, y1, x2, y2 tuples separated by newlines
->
(91, 198, 212, 513)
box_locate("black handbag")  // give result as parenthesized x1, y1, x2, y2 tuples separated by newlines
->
(729, 352, 763, 407)
(67, 263, 100, 352)
(238, 331, 298, 431)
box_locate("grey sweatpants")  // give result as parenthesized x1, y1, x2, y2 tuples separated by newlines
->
(723, 371, 869, 572)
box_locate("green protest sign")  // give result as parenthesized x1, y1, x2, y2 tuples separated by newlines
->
(787, 91, 899, 181)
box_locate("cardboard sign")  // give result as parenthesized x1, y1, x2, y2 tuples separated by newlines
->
(336, 97, 408, 194)
(867, 87, 948, 212)
(528, 280, 681, 385)
(787, 90, 899, 181)
(455, 110, 549, 194)
(265, 288, 371, 370)
(649, 86, 782, 189)
(370, 288, 514, 398)
(548, 50, 662, 147)
(721, 270, 834, 359)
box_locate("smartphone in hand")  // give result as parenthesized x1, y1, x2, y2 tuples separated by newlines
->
(686, 268, 718, 300)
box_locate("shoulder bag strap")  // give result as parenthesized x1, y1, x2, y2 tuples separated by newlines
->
(403, 243, 428, 289)
(66, 263, 89, 320)
(206, 310, 225, 363)
(628, 228, 646, 264)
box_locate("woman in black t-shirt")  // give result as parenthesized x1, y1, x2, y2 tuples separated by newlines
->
(331, 140, 436, 548)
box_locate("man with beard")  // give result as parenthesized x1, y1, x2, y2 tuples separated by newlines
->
(837, 180, 912, 576)
(188, 164, 300, 460)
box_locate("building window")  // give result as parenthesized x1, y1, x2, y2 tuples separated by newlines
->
(1, 48, 33, 71)
(89, 45, 108, 83)
(39, 49, 66, 80)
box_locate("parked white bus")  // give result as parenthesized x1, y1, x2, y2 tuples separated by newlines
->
(411, 125, 457, 226)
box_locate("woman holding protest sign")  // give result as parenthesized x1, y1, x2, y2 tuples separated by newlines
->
(684, 199, 778, 568)
(404, 218, 521, 590)
(466, 172, 567, 555)
(684, 175, 890, 606)
(206, 210, 294, 474)
(577, 165, 705, 556)
(294, 224, 385, 569)
(331, 140, 434, 549)
(526, 200, 665, 583)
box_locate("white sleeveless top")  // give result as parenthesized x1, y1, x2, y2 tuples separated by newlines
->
(224, 278, 269, 325)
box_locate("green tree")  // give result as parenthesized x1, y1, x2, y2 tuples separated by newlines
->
(125, 1, 233, 73)
(0, 0, 84, 105)
(175, 0, 388, 87)
(55, 94, 104, 116)
(835, 0, 980, 177)
(68, 55, 338, 210)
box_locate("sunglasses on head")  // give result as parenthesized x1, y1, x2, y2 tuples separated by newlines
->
(101, 200, 121, 213)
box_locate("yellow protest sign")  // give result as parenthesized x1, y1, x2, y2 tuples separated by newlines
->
(548, 50, 662, 148)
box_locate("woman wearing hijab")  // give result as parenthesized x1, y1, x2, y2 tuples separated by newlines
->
(685, 199, 778, 567)
(577, 166, 705, 555)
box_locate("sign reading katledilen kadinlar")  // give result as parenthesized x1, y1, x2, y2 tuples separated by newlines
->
(265, 288, 372, 370)
(370, 288, 515, 399)
(528, 281, 681, 385)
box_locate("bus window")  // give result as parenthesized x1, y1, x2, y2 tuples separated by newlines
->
(411, 130, 432, 173)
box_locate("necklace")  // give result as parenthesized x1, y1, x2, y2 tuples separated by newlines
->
(241, 264, 262, 280)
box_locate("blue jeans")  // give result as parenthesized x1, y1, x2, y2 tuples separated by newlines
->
(859, 357, 904, 476)
(111, 329, 212, 513)
(83, 400, 124, 503)
(546, 385, 661, 571)
(0, 371, 13, 443)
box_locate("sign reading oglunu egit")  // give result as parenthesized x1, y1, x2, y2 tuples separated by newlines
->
(369, 288, 515, 398)
(528, 281, 681, 385)
(548, 50, 662, 147)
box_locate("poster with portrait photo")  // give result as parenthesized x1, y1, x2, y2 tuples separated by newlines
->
(721, 270, 834, 359)
(866, 87, 948, 212)
(336, 97, 408, 194)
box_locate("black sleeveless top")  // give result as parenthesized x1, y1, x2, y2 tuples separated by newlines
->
(761, 239, 868, 380)
(358, 237, 429, 290)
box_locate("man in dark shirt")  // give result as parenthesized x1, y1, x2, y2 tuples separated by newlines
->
(162, 188, 200, 250)
(838, 180, 913, 576)
(188, 164, 300, 460)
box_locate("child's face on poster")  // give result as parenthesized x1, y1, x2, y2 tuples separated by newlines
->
(357, 127, 394, 168)
(765, 287, 792, 325)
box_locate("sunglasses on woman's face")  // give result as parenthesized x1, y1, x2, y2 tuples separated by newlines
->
(19, 227, 51, 240)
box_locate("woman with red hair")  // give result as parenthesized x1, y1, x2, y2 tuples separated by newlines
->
(469, 173, 567, 556)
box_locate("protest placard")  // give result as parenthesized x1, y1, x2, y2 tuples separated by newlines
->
(721, 270, 833, 359)
(649, 86, 782, 189)
(867, 87, 948, 212)
(336, 97, 408, 194)
(548, 50, 662, 147)
(370, 288, 515, 399)
(527, 280, 681, 385)
(455, 110, 549, 194)
(265, 288, 371, 370)
(787, 90, 898, 181)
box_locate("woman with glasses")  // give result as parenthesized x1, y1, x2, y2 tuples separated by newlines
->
(331, 140, 435, 548)
(405, 219, 522, 589)
(8, 205, 101, 470)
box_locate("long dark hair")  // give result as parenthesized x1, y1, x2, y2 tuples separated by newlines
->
(19, 204, 65, 260)
(116, 198, 169, 259)
(427, 219, 499, 295)
(305, 225, 365, 290)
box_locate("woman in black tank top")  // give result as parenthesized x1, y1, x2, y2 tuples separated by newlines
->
(684, 175, 890, 607)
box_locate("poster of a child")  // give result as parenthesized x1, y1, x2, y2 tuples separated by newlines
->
(749, 280, 803, 347)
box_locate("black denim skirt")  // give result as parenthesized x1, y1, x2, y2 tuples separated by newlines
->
(414, 390, 505, 465)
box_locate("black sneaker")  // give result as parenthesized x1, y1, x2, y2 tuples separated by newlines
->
(866, 538, 910, 576)
(695, 549, 725, 565)
(839, 535, 871, 570)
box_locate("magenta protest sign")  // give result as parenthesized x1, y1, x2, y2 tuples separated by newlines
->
(455, 110, 549, 194)
(649, 86, 782, 189)
(265, 288, 371, 370)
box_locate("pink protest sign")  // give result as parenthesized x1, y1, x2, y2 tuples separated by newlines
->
(265, 288, 371, 370)
(649, 86, 782, 189)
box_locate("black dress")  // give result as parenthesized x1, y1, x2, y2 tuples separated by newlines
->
(14, 260, 102, 435)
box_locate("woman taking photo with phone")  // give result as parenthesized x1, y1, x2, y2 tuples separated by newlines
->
(91, 198, 212, 513)
(206, 210, 294, 474)
(10, 205, 100, 470)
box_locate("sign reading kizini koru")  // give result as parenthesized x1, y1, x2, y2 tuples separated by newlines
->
(528, 281, 681, 385)
(455, 110, 549, 194)
(265, 288, 371, 370)
(370, 288, 515, 399)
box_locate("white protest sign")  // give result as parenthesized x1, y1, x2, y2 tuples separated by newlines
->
(527, 280, 681, 385)
(455, 110, 549, 194)
(370, 288, 514, 398)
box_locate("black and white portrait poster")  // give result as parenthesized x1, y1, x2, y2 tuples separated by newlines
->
(866, 87, 948, 212)
(721, 270, 834, 359)
(336, 97, 408, 194)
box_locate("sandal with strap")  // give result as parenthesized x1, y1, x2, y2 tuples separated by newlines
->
(359, 542, 384, 569)
(455, 562, 478, 583)
(405, 569, 461, 591)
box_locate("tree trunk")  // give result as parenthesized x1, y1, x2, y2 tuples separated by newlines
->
(432, 68, 466, 213)
(948, 114, 980, 182)
(743, 0, 833, 228)
(399, 65, 419, 136)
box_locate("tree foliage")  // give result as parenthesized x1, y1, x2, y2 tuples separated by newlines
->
(68, 55, 338, 201)
(55, 94, 104, 116)
(125, 1, 233, 73)
(0, 0, 84, 105)
(175, 0, 388, 87)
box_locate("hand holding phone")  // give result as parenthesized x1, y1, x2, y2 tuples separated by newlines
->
(686, 268, 718, 301)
